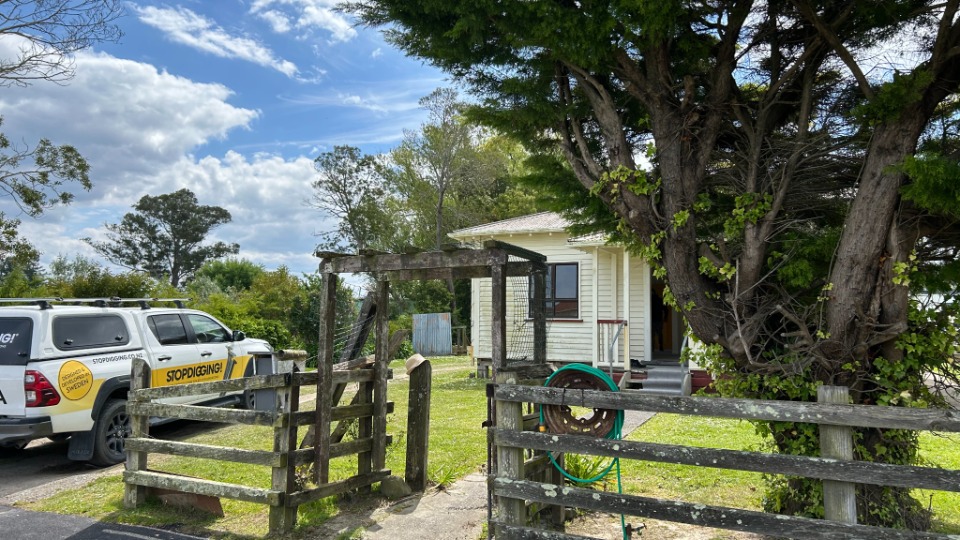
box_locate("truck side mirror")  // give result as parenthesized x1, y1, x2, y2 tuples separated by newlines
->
(232, 330, 246, 342)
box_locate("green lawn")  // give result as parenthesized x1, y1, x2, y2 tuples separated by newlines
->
(917, 431, 960, 533)
(22, 359, 960, 537)
(26, 356, 488, 538)
(619, 414, 765, 509)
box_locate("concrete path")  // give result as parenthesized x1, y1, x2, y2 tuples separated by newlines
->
(362, 473, 489, 540)
(354, 410, 655, 539)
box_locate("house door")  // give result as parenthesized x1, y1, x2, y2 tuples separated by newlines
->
(651, 280, 679, 358)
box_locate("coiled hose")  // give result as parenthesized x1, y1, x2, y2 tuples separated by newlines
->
(539, 363, 628, 539)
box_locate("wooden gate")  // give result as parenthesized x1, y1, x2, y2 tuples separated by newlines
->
(123, 350, 392, 534)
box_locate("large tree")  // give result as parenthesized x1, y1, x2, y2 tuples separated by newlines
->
(390, 88, 498, 250)
(310, 145, 398, 253)
(85, 188, 239, 287)
(353, 0, 960, 528)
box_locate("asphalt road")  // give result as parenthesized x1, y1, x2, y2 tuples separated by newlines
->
(0, 437, 92, 500)
(0, 420, 219, 500)
(0, 420, 228, 540)
(0, 505, 209, 540)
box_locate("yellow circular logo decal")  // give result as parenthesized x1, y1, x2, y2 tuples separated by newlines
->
(59, 360, 93, 401)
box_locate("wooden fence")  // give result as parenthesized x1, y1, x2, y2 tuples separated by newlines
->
(123, 355, 395, 534)
(492, 380, 960, 540)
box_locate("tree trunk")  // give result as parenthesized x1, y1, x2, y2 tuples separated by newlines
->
(825, 117, 927, 371)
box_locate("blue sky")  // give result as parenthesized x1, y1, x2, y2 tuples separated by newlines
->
(0, 1, 449, 277)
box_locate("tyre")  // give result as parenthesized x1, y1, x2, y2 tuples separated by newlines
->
(91, 399, 130, 466)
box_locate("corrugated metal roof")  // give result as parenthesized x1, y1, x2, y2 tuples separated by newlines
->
(448, 212, 570, 239)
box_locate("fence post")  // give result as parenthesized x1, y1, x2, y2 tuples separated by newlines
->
(495, 371, 525, 533)
(315, 270, 338, 485)
(818, 385, 857, 524)
(405, 358, 432, 491)
(269, 368, 299, 534)
(123, 357, 150, 508)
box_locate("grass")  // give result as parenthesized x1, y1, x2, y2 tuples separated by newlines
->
(22, 359, 960, 537)
(25, 355, 487, 538)
(618, 414, 764, 509)
(917, 431, 960, 533)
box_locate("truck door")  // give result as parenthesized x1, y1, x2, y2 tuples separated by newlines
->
(183, 313, 243, 403)
(0, 318, 33, 419)
(143, 313, 202, 405)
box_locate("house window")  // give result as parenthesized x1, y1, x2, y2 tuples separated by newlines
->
(530, 262, 579, 319)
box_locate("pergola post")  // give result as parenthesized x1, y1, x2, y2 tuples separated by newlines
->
(491, 262, 507, 374)
(314, 269, 337, 485)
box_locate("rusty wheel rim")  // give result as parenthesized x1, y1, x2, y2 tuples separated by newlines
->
(542, 369, 618, 437)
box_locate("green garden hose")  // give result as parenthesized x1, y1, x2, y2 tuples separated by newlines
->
(540, 363, 629, 539)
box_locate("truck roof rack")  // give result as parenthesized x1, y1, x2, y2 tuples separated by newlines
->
(0, 297, 191, 310)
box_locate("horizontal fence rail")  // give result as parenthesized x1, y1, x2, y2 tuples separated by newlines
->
(123, 356, 393, 534)
(495, 385, 960, 432)
(491, 479, 956, 540)
(492, 382, 960, 540)
(494, 430, 960, 493)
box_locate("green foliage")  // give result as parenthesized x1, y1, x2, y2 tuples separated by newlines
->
(690, 297, 952, 528)
(852, 70, 935, 126)
(389, 315, 415, 359)
(194, 258, 264, 291)
(772, 229, 842, 291)
(44, 255, 154, 298)
(900, 152, 960, 218)
(592, 165, 661, 201)
(346, 1, 960, 527)
(388, 88, 500, 250)
(286, 274, 358, 364)
(0, 117, 93, 260)
(84, 189, 239, 287)
(390, 280, 453, 318)
(0, 265, 41, 297)
(698, 256, 735, 281)
(723, 192, 772, 239)
(186, 267, 355, 354)
(0, 117, 92, 217)
(221, 315, 293, 352)
(310, 145, 395, 252)
(561, 453, 613, 489)
(394, 338, 414, 360)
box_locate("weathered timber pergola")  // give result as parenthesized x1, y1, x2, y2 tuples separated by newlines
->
(312, 240, 549, 486)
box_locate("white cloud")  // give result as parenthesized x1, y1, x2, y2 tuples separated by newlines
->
(140, 151, 327, 266)
(250, 0, 357, 43)
(0, 47, 260, 204)
(281, 77, 446, 115)
(340, 94, 387, 113)
(136, 5, 299, 77)
(0, 47, 331, 274)
(257, 9, 292, 33)
(371, 47, 382, 58)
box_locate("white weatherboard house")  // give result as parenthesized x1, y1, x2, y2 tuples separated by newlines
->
(450, 212, 698, 395)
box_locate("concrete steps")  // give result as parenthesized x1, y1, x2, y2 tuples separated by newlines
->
(623, 362, 690, 396)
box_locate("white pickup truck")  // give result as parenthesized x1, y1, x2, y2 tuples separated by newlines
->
(0, 298, 273, 465)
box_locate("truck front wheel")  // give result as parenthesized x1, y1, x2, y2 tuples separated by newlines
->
(91, 399, 130, 466)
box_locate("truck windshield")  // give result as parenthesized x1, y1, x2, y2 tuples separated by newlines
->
(0, 318, 32, 365)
